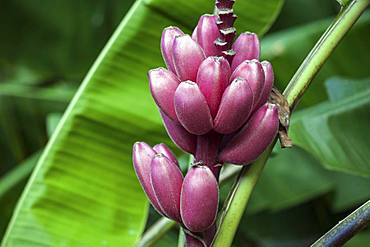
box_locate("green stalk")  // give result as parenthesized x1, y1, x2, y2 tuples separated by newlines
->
(212, 1, 370, 246)
(212, 145, 273, 247)
(136, 218, 176, 247)
(283, 0, 370, 109)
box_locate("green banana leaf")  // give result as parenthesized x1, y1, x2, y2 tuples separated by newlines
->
(325, 77, 370, 101)
(239, 203, 324, 247)
(249, 145, 370, 214)
(345, 231, 370, 247)
(218, 147, 333, 214)
(239, 201, 370, 247)
(247, 147, 333, 213)
(330, 172, 370, 212)
(290, 77, 370, 177)
(1, 0, 284, 246)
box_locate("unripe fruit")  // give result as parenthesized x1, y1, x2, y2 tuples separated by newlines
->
(191, 25, 198, 41)
(196, 15, 221, 57)
(173, 35, 205, 81)
(214, 77, 253, 134)
(161, 27, 184, 73)
(153, 143, 179, 166)
(219, 103, 279, 164)
(149, 68, 180, 121)
(174, 81, 213, 135)
(230, 60, 265, 108)
(196, 56, 231, 117)
(151, 154, 183, 222)
(231, 32, 260, 71)
(160, 111, 197, 154)
(132, 142, 164, 214)
(180, 165, 218, 232)
(256, 61, 274, 108)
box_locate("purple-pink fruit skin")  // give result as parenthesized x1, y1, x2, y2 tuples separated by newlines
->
(191, 25, 198, 41)
(214, 77, 254, 134)
(151, 154, 183, 222)
(230, 60, 265, 108)
(184, 233, 204, 247)
(153, 143, 178, 166)
(161, 27, 184, 73)
(132, 142, 164, 214)
(196, 56, 231, 117)
(203, 224, 217, 246)
(180, 165, 219, 232)
(196, 15, 221, 57)
(219, 103, 279, 165)
(149, 68, 180, 121)
(160, 110, 197, 154)
(256, 61, 274, 108)
(174, 81, 213, 135)
(173, 35, 205, 81)
(231, 32, 260, 71)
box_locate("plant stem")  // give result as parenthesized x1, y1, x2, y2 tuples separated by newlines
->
(177, 228, 185, 247)
(311, 200, 370, 247)
(135, 218, 176, 247)
(212, 1, 370, 246)
(212, 146, 274, 247)
(283, 0, 370, 109)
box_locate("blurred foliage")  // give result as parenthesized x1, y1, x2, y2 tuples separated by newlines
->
(290, 77, 370, 177)
(0, 83, 74, 174)
(0, 0, 369, 246)
(0, 0, 135, 81)
(271, 0, 339, 31)
(0, 153, 40, 237)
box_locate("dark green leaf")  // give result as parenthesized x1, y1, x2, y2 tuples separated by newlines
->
(290, 80, 370, 177)
(248, 147, 333, 213)
(237, 203, 326, 247)
(325, 77, 370, 101)
(330, 172, 370, 212)
(345, 231, 370, 247)
(0, 0, 135, 80)
(271, 0, 338, 31)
